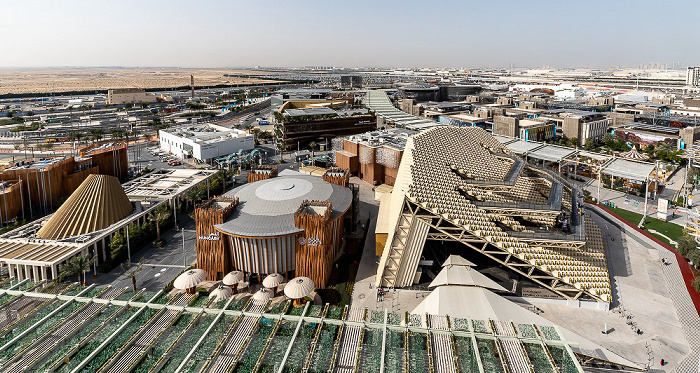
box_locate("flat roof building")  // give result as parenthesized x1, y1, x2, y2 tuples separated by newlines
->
(159, 124, 254, 164)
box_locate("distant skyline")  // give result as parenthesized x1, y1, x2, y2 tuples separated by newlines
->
(1, 0, 698, 69)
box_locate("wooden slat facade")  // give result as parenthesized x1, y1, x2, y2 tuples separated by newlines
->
(247, 165, 278, 183)
(0, 143, 127, 222)
(322, 168, 350, 187)
(195, 196, 239, 281)
(294, 200, 336, 289)
(0, 181, 22, 223)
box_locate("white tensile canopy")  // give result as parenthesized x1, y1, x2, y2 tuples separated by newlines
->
(223, 271, 244, 286)
(252, 288, 274, 302)
(209, 285, 232, 301)
(173, 269, 206, 290)
(262, 273, 283, 288)
(283, 277, 315, 299)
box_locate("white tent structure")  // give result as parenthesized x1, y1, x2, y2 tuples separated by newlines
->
(209, 285, 232, 302)
(223, 271, 244, 286)
(252, 288, 273, 303)
(441, 254, 475, 267)
(263, 273, 283, 295)
(411, 256, 639, 370)
(284, 276, 314, 302)
(173, 269, 206, 293)
(428, 262, 507, 292)
(223, 270, 244, 294)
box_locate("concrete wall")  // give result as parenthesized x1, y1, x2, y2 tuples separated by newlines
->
(609, 112, 636, 127)
(680, 126, 700, 148)
(562, 117, 581, 142)
(493, 115, 519, 137)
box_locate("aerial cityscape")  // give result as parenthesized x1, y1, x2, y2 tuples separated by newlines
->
(0, 1, 699, 372)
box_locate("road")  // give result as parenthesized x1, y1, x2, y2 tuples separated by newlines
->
(92, 213, 198, 291)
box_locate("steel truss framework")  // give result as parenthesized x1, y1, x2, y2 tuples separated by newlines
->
(400, 197, 601, 302)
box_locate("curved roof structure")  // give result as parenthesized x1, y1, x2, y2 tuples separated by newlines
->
(215, 173, 352, 237)
(376, 126, 611, 302)
(36, 174, 133, 240)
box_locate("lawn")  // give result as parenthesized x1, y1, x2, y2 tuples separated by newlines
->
(606, 206, 684, 247)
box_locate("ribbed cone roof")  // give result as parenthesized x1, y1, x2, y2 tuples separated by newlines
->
(37, 174, 133, 239)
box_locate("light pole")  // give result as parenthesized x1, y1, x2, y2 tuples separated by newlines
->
(126, 225, 131, 266)
(182, 228, 186, 268)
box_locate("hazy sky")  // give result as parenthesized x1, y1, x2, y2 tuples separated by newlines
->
(1, 0, 697, 69)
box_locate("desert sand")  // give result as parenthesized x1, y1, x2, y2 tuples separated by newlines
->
(0, 68, 282, 95)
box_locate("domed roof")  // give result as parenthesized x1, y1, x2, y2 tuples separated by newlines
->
(215, 173, 352, 237)
(36, 174, 133, 239)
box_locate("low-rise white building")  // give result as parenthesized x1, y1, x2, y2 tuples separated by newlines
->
(159, 124, 254, 163)
(107, 88, 157, 105)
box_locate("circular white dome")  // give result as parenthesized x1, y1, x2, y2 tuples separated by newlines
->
(255, 178, 314, 201)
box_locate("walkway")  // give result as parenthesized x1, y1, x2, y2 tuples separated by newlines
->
(588, 204, 700, 372)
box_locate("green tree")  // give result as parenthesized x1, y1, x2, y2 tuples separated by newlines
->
(693, 278, 700, 293)
(644, 144, 655, 156)
(584, 138, 596, 151)
(109, 230, 127, 261)
(251, 127, 261, 145)
(687, 249, 700, 269)
(59, 254, 96, 285)
(148, 203, 172, 243)
(567, 137, 578, 147)
(110, 128, 125, 141)
(120, 257, 145, 291)
(183, 188, 200, 211)
(88, 128, 104, 143)
(676, 230, 697, 257)
(309, 141, 317, 158)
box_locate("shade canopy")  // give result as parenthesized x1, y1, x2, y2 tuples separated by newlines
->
(252, 288, 274, 302)
(283, 277, 314, 299)
(619, 147, 650, 161)
(173, 269, 206, 290)
(442, 255, 475, 267)
(209, 285, 232, 301)
(223, 271, 244, 286)
(262, 273, 283, 288)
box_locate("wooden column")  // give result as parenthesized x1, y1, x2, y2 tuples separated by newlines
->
(294, 200, 334, 288)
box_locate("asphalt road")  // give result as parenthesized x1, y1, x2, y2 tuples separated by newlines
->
(92, 213, 198, 291)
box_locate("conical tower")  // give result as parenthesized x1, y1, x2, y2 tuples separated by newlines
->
(36, 174, 133, 239)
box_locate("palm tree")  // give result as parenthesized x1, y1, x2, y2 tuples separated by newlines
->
(217, 168, 234, 194)
(110, 128, 125, 141)
(251, 128, 261, 145)
(183, 188, 199, 211)
(148, 204, 172, 243)
(120, 257, 145, 291)
(59, 254, 95, 286)
(88, 128, 104, 144)
(308, 141, 317, 158)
